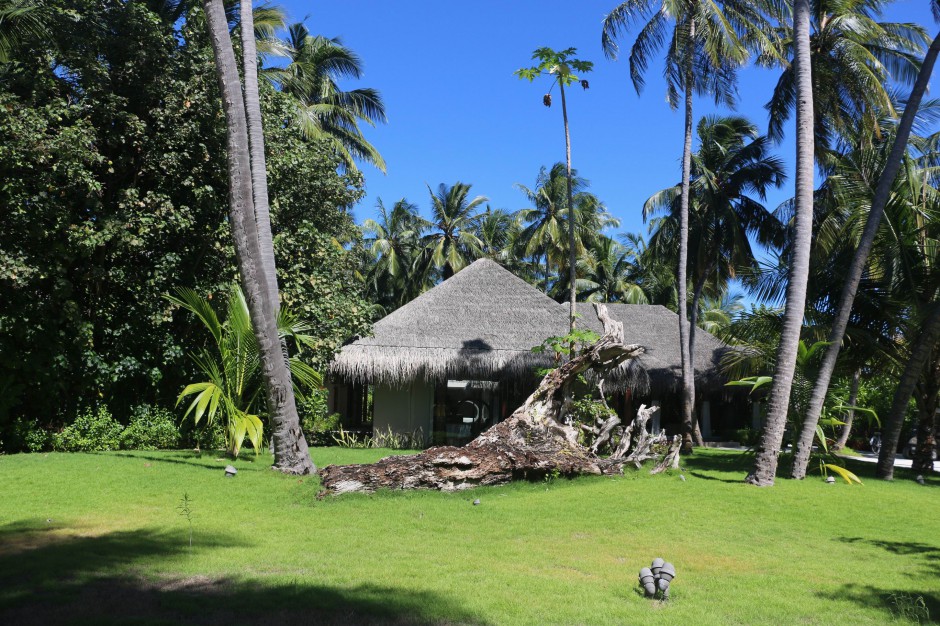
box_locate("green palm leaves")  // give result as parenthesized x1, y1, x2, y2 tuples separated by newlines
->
(265, 23, 387, 172)
(765, 0, 928, 159)
(419, 183, 487, 281)
(167, 286, 322, 457)
(0, 0, 46, 63)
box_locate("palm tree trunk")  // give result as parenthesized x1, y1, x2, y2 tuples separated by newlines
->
(746, 0, 814, 486)
(560, 81, 577, 334)
(203, 0, 314, 475)
(239, 0, 280, 310)
(688, 260, 715, 448)
(877, 304, 940, 479)
(790, 31, 940, 479)
(911, 363, 939, 474)
(832, 368, 861, 451)
(677, 19, 696, 454)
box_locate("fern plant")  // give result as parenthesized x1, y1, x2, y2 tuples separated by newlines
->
(167, 285, 322, 457)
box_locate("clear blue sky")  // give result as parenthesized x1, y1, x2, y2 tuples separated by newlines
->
(276, 0, 937, 243)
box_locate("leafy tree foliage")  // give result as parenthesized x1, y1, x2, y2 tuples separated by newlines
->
(0, 0, 368, 439)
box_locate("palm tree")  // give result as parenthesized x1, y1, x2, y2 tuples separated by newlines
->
(764, 0, 927, 162)
(238, 0, 279, 309)
(515, 163, 588, 294)
(475, 206, 517, 262)
(645, 114, 785, 361)
(602, 0, 778, 454)
(266, 23, 387, 172)
(0, 0, 46, 63)
(202, 0, 314, 475)
(516, 47, 593, 334)
(361, 198, 428, 311)
(578, 235, 649, 304)
(791, 19, 940, 480)
(418, 182, 487, 281)
(746, 0, 815, 486)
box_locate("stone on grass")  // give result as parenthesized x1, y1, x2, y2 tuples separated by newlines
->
(224, 465, 237, 477)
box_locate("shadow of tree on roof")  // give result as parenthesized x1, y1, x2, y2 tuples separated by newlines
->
(0, 521, 486, 625)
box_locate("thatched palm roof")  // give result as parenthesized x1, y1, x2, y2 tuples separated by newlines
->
(330, 259, 728, 394)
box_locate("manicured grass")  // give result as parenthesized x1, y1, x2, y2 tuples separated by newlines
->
(0, 447, 938, 625)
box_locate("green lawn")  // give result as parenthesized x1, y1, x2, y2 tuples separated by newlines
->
(0, 448, 937, 625)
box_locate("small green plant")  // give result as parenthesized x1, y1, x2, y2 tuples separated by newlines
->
(7, 417, 51, 453)
(332, 426, 370, 449)
(299, 388, 341, 446)
(889, 592, 930, 624)
(177, 493, 194, 549)
(120, 405, 180, 450)
(532, 325, 600, 362)
(53, 407, 124, 452)
(168, 285, 322, 458)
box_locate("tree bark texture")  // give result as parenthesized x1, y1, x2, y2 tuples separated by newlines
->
(560, 82, 577, 335)
(319, 305, 680, 495)
(791, 31, 940, 479)
(877, 304, 940, 479)
(203, 0, 314, 475)
(833, 368, 861, 451)
(746, 0, 814, 486)
(677, 19, 696, 454)
(911, 367, 938, 474)
(239, 0, 280, 309)
(688, 259, 716, 447)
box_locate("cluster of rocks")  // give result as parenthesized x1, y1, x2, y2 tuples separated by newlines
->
(638, 558, 676, 600)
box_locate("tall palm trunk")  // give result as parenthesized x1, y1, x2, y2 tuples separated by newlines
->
(677, 19, 696, 454)
(239, 0, 280, 309)
(911, 364, 939, 474)
(203, 0, 314, 475)
(790, 31, 940, 479)
(688, 259, 716, 447)
(833, 368, 861, 450)
(560, 82, 576, 334)
(746, 0, 814, 486)
(877, 303, 940, 479)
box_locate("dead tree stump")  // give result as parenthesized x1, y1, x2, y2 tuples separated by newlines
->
(320, 304, 680, 496)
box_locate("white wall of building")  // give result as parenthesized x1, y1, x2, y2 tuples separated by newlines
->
(373, 381, 434, 440)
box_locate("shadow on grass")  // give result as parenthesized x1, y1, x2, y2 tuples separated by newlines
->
(101, 450, 267, 472)
(0, 521, 485, 625)
(837, 536, 940, 578)
(817, 584, 939, 624)
(682, 449, 751, 481)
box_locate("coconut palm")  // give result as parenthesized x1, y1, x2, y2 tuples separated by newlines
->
(417, 182, 487, 281)
(515, 163, 588, 294)
(361, 198, 429, 311)
(169, 286, 322, 458)
(202, 0, 314, 474)
(791, 14, 940, 480)
(578, 235, 650, 304)
(603, 0, 780, 454)
(474, 206, 518, 262)
(747, 0, 815, 486)
(266, 23, 387, 172)
(0, 0, 46, 63)
(644, 114, 786, 357)
(764, 0, 928, 162)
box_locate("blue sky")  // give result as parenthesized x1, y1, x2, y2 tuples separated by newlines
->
(276, 0, 937, 244)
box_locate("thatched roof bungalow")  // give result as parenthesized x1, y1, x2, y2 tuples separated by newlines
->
(328, 259, 747, 447)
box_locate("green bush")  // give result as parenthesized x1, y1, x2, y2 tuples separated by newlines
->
(733, 427, 761, 447)
(6, 418, 51, 453)
(299, 388, 341, 445)
(53, 407, 124, 452)
(120, 405, 180, 450)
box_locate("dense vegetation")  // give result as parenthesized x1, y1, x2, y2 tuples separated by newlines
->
(0, 0, 370, 449)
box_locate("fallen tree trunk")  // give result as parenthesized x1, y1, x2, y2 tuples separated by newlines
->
(320, 304, 679, 495)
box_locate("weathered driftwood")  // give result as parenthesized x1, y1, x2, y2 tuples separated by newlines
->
(319, 304, 679, 496)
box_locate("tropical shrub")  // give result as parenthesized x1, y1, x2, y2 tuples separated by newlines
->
(168, 285, 323, 458)
(120, 405, 180, 450)
(5, 417, 51, 453)
(52, 407, 123, 452)
(299, 389, 341, 445)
